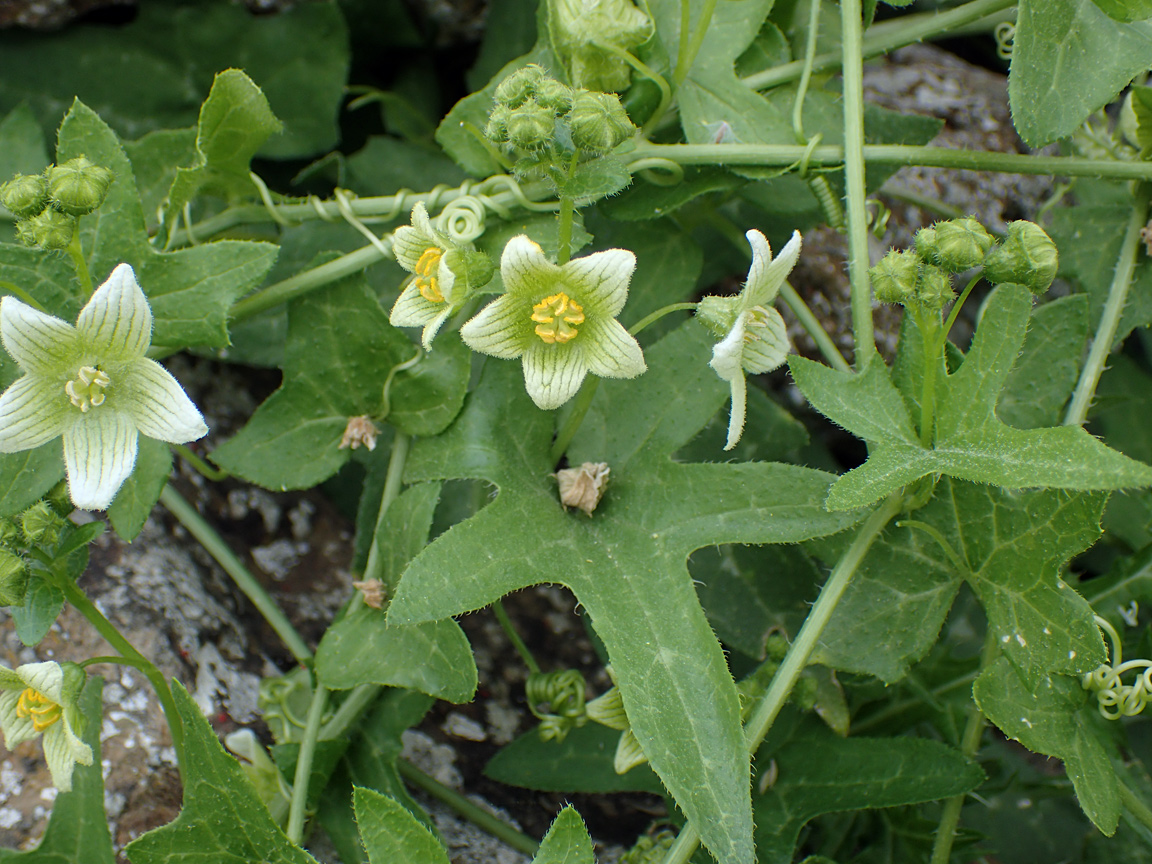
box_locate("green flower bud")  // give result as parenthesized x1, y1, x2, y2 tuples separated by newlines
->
(484, 104, 511, 144)
(47, 156, 113, 216)
(931, 217, 994, 272)
(443, 248, 495, 292)
(44, 481, 74, 517)
(764, 632, 790, 662)
(696, 294, 741, 338)
(621, 831, 678, 864)
(914, 226, 938, 263)
(505, 99, 556, 150)
(917, 263, 956, 310)
(1, 173, 49, 218)
(494, 64, 547, 109)
(568, 90, 635, 153)
(536, 78, 574, 115)
(20, 501, 63, 546)
(870, 249, 919, 305)
(0, 519, 18, 547)
(16, 209, 76, 250)
(983, 220, 1059, 295)
(549, 0, 652, 92)
(0, 549, 27, 606)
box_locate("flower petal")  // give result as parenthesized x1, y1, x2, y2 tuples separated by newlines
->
(117, 359, 208, 443)
(0, 666, 24, 690)
(18, 662, 64, 703)
(709, 313, 747, 383)
(723, 373, 748, 451)
(0, 297, 79, 375)
(522, 342, 587, 410)
(63, 411, 138, 510)
(744, 229, 801, 308)
(461, 294, 531, 359)
(391, 203, 441, 272)
(0, 690, 37, 749)
(43, 721, 92, 793)
(501, 236, 558, 299)
(562, 248, 636, 318)
(76, 263, 152, 361)
(0, 375, 70, 452)
(390, 282, 441, 329)
(421, 308, 455, 351)
(741, 308, 790, 374)
(579, 317, 646, 380)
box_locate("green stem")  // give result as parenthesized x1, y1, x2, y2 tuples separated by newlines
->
(319, 683, 381, 739)
(673, 0, 721, 87)
(66, 228, 93, 296)
(919, 315, 941, 449)
(549, 377, 601, 465)
(628, 302, 698, 337)
(0, 280, 49, 312)
(493, 599, 541, 675)
(779, 281, 852, 373)
(555, 152, 581, 266)
(661, 494, 903, 864)
(1064, 186, 1150, 427)
(840, 0, 876, 368)
(79, 654, 152, 671)
(396, 758, 540, 857)
(286, 682, 329, 844)
(1120, 782, 1152, 834)
(158, 485, 313, 666)
(361, 433, 410, 586)
(928, 704, 986, 864)
(941, 272, 984, 344)
(592, 41, 672, 138)
(628, 143, 1152, 181)
(742, 0, 1016, 92)
(59, 579, 186, 776)
(792, 0, 823, 143)
(171, 443, 229, 481)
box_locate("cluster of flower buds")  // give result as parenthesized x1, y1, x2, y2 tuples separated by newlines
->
(1, 157, 113, 251)
(485, 65, 636, 161)
(0, 482, 73, 607)
(871, 216, 1058, 310)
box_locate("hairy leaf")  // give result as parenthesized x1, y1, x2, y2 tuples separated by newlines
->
(354, 788, 447, 864)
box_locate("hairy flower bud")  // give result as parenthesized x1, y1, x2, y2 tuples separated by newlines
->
(505, 99, 556, 150)
(494, 64, 547, 109)
(696, 294, 740, 338)
(442, 248, 495, 293)
(44, 481, 74, 517)
(484, 104, 511, 144)
(568, 90, 635, 153)
(47, 156, 113, 216)
(914, 226, 937, 262)
(536, 78, 574, 115)
(549, 0, 652, 92)
(20, 501, 63, 546)
(16, 209, 76, 250)
(917, 263, 956, 310)
(1, 174, 48, 218)
(0, 549, 27, 606)
(870, 249, 919, 305)
(931, 217, 993, 272)
(983, 220, 1059, 295)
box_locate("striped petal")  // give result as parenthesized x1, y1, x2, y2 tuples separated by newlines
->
(563, 248, 636, 318)
(744, 230, 801, 308)
(18, 662, 64, 703)
(580, 317, 646, 380)
(117, 359, 207, 444)
(0, 375, 69, 452)
(522, 342, 587, 410)
(0, 689, 36, 749)
(461, 294, 531, 359)
(62, 411, 138, 510)
(421, 308, 455, 351)
(741, 308, 790, 374)
(392, 203, 442, 273)
(390, 281, 442, 329)
(501, 236, 558, 299)
(76, 263, 152, 361)
(0, 297, 78, 375)
(42, 719, 92, 793)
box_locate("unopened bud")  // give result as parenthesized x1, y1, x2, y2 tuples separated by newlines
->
(443, 248, 495, 292)
(16, 209, 76, 250)
(47, 156, 113, 216)
(494, 64, 547, 109)
(870, 249, 919, 305)
(914, 226, 937, 262)
(917, 264, 956, 310)
(485, 105, 511, 144)
(20, 501, 63, 545)
(0, 550, 27, 606)
(1, 174, 48, 218)
(568, 90, 635, 153)
(930, 217, 993, 272)
(536, 78, 574, 115)
(505, 99, 556, 150)
(696, 294, 740, 337)
(44, 480, 74, 517)
(983, 221, 1059, 295)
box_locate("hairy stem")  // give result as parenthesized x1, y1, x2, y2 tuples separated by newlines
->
(1064, 186, 1150, 427)
(929, 703, 986, 864)
(66, 228, 93, 296)
(628, 302, 699, 337)
(661, 494, 903, 864)
(550, 377, 602, 465)
(286, 683, 330, 844)
(361, 432, 410, 586)
(1120, 782, 1152, 834)
(493, 600, 541, 675)
(171, 443, 229, 481)
(159, 485, 313, 666)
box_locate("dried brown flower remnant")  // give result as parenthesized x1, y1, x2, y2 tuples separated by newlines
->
(352, 578, 386, 609)
(555, 462, 610, 516)
(1141, 221, 1152, 257)
(339, 416, 379, 451)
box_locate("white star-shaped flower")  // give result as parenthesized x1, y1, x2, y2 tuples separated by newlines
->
(700, 229, 800, 450)
(461, 235, 646, 410)
(0, 263, 208, 510)
(0, 661, 91, 792)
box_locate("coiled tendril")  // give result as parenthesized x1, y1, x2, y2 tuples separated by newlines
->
(526, 669, 588, 741)
(995, 22, 1015, 61)
(1082, 612, 1152, 720)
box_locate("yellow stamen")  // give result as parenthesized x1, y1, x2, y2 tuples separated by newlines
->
(531, 292, 585, 344)
(415, 247, 445, 303)
(65, 365, 110, 413)
(16, 688, 61, 733)
(743, 307, 773, 343)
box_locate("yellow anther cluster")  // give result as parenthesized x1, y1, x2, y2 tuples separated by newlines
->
(65, 365, 110, 412)
(16, 687, 61, 733)
(531, 292, 585, 344)
(415, 247, 445, 303)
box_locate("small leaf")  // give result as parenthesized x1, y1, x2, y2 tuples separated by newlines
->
(974, 656, 1120, 835)
(997, 295, 1088, 429)
(0, 444, 63, 519)
(558, 154, 632, 202)
(12, 574, 64, 647)
(1091, 0, 1152, 22)
(353, 788, 449, 864)
(533, 807, 594, 864)
(125, 683, 318, 864)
